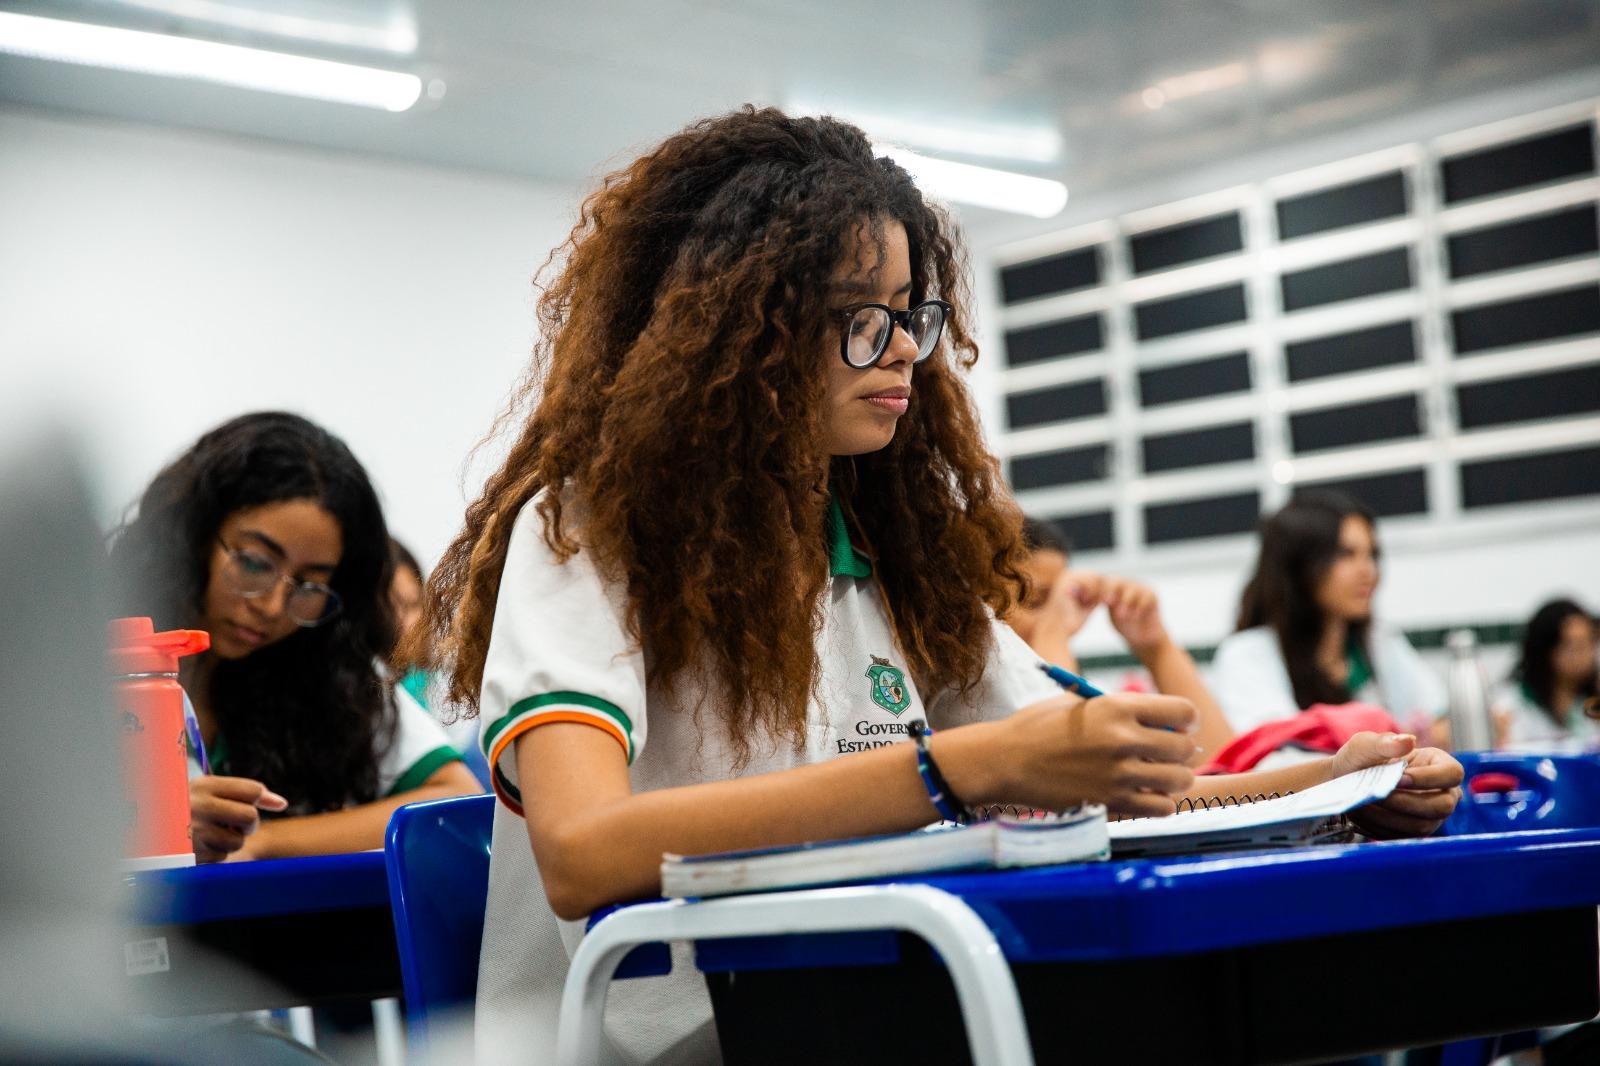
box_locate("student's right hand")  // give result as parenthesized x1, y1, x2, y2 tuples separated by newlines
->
(996, 693, 1198, 816)
(188, 775, 288, 864)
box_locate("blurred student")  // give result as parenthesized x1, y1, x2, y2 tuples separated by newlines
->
(1211, 491, 1446, 737)
(1494, 598, 1599, 752)
(389, 536, 426, 639)
(391, 534, 492, 785)
(390, 535, 433, 709)
(109, 412, 479, 862)
(404, 108, 1460, 1063)
(1006, 517, 1234, 762)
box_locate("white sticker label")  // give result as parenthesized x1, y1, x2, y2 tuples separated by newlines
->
(124, 936, 170, 976)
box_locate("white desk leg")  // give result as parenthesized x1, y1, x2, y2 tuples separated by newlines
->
(557, 883, 1035, 1066)
(371, 997, 404, 1066)
(286, 1005, 316, 1047)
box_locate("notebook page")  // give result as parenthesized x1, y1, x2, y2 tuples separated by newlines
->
(1107, 760, 1405, 842)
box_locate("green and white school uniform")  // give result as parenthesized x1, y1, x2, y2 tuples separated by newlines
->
(1210, 624, 1447, 736)
(473, 495, 1059, 1066)
(1492, 680, 1600, 753)
(185, 684, 462, 805)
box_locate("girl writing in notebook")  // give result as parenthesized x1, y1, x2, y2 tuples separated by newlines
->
(109, 412, 479, 862)
(405, 109, 1461, 1063)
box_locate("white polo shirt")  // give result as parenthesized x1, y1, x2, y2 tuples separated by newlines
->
(1209, 624, 1447, 736)
(473, 494, 1058, 1065)
(1492, 680, 1600, 753)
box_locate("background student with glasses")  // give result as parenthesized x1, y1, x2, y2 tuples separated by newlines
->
(109, 411, 479, 863)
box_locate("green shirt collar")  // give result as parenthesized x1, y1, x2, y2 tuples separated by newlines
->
(1345, 635, 1373, 694)
(1519, 679, 1540, 710)
(826, 494, 873, 579)
(207, 732, 229, 775)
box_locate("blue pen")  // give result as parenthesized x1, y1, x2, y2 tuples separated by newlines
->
(1039, 661, 1190, 736)
(1038, 661, 1103, 699)
(182, 695, 212, 776)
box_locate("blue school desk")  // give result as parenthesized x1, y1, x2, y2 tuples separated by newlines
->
(125, 851, 401, 1014)
(568, 828, 1600, 1065)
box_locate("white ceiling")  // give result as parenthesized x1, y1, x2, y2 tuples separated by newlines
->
(4, 0, 1599, 231)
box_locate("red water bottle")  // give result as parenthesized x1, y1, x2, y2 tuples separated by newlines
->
(110, 617, 210, 870)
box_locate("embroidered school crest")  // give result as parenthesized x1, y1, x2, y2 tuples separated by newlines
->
(866, 655, 911, 716)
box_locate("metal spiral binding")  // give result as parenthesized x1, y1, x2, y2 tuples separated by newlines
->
(1173, 790, 1288, 813)
(1105, 789, 1299, 822)
(959, 793, 1302, 825)
(953, 803, 1082, 825)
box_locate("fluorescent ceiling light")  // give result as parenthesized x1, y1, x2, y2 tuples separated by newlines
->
(792, 100, 1062, 164)
(0, 12, 421, 111)
(1138, 60, 1250, 110)
(878, 144, 1068, 219)
(110, 0, 417, 54)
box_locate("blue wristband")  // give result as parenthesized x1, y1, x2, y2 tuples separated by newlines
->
(906, 719, 968, 823)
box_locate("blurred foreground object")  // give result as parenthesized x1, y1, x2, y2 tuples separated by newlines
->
(0, 423, 133, 1053)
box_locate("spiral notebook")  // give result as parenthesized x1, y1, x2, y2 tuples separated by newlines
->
(660, 804, 1109, 899)
(1106, 760, 1406, 857)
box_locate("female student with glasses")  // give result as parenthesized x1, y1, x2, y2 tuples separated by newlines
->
(110, 411, 479, 862)
(403, 108, 1462, 1063)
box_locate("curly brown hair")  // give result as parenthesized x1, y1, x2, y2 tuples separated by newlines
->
(404, 106, 1028, 762)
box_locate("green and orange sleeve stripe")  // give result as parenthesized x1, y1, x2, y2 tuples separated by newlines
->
(480, 691, 635, 815)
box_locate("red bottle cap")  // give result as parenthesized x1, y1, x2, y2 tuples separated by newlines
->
(109, 616, 210, 674)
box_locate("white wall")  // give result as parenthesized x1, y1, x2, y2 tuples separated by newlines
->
(0, 106, 578, 565)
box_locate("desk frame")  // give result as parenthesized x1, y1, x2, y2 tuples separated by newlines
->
(563, 884, 1033, 1066)
(125, 851, 401, 1015)
(568, 829, 1600, 1065)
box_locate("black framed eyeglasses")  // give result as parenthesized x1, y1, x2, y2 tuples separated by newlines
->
(216, 540, 342, 628)
(834, 299, 951, 369)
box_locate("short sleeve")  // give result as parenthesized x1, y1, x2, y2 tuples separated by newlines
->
(1209, 628, 1301, 734)
(379, 684, 465, 797)
(477, 499, 648, 816)
(923, 616, 1060, 727)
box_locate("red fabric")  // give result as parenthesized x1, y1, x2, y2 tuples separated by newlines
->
(1200, 703, 1404, 774)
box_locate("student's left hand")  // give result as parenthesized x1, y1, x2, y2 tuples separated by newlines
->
(1327, 733, 1464, 839)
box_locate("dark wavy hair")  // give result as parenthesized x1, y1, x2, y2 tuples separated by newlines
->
(1514, 598, 1598, 720)
(108, 412, 397, 812)
(1022, 516, 1072, 556)
(1236, 490, 1377, 709)
(403, 107, 1027, 764)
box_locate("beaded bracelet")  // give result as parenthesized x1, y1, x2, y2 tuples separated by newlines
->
(905, 718, 973, 824)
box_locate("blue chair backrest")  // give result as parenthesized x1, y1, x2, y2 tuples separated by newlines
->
(384, 793, 497, 1047)
(1439, 752, 1600, 836)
